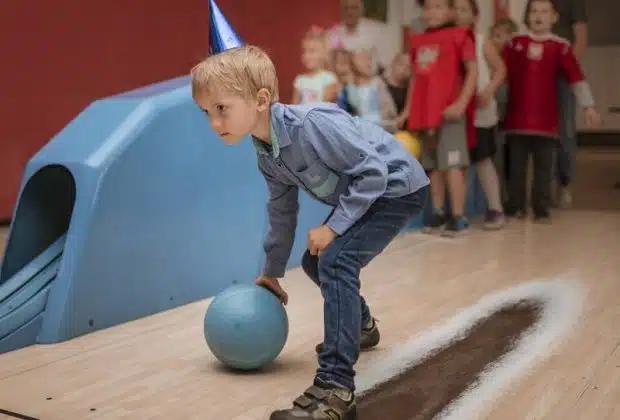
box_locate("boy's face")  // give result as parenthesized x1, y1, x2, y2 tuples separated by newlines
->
(453, 0, 476, 28)
(301, 39, 324, 71)
(422, 0, 454, 28)
(491, 26, 513, 49)
(391, 53, 411, 81)
(194, 90, 260, 145)
(333, 52, 352, 78)
(527, 0, 557, 34)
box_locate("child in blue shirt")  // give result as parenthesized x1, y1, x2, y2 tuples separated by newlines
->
(190, 44, 429, 420)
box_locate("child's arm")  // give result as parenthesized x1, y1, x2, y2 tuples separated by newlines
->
(258, 162, 300, 279)
(444, 59, 477, 119)
(302, 109, 389, 235)
(397, 71, 415, 129)
(323, 82, 340, 102)
(372, 77, 398, 132)
(292, 75, 303, 104)
(397, 42, 416, 129)
(444, 34, 478, 120)
(291, 89, 302, 104)
(558, 43, 602, 128)
(478, 38, 506, 107)
(321, 71, 341, 103)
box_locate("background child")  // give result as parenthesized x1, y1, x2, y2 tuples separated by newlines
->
(454, 0, 507, 229)
(292, 27, 339, 104)
(348, 49, 383, 125)
(405, 0, 479, 236)
(490, 18, 518, 198)
(191, 44, 430, 420)
(502, 0, 601, 222)
(373, 52, 412, 132)
(330, 48, 357, 114)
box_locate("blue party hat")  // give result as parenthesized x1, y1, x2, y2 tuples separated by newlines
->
(209, 0, 244, 54)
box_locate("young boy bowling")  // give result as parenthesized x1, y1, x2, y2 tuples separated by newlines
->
(190, 44, 429, 420)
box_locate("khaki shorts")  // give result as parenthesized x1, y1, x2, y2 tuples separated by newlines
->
(417, 119, 470, 171)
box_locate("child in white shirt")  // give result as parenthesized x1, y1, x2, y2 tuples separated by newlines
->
(292, 27, 339, 104)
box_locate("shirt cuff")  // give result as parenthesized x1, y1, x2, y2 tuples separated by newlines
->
(572, 81, 595, 108)
(326, 209, 354, 236)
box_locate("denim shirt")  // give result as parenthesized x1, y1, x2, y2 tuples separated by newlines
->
(255, 102, 429, 278)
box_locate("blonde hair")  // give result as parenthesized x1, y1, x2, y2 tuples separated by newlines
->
(190, 44, 279, 101)
(303, 25, 328, 44)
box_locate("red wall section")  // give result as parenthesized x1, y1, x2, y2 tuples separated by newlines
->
(0, 0, 339, 220)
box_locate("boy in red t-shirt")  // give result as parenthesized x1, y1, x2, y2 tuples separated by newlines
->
(403, 0, 478, 236)
(502, 0, 601, 222)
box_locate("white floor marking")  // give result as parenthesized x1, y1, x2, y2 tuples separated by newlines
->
(356, 278, 585, 419)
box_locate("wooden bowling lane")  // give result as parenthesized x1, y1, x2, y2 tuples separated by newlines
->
(0, 209, 619, 419)
(0, 148, 619, 419)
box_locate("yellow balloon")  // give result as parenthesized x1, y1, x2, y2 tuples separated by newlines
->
(394, 131, 421, 159)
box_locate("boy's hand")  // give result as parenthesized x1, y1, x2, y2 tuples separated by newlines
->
(308, 225, 337, 256)
(443, 101, 466, 120)
(584, 107, 602, 128)
(255, 275, 288, 305)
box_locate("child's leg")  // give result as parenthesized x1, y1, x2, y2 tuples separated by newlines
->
(436, 119, 470, 236)
(555, 78, 577, 208)
(271, 187, 428, 419)
(476, 158, 504, 210)
(473, 127, 505, 229)
(531, 135, 555, 221)
(420, 136, 449, 233)
(429, 170, 447, 210)
(505, 134, 530, 216)
(446, 167, 466, 216)
(301, 250, 378, 354)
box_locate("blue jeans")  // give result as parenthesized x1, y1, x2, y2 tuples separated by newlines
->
(301, 186, 428, 391)
(556, 78, 577, 187)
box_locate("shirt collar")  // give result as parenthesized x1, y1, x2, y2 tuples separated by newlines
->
(252, 102, 291, 158)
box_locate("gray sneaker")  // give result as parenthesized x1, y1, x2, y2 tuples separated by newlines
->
(315, 318, 380, 354)
(269, 378, 357, 420)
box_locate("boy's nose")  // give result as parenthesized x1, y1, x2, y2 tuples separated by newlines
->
(210, 118, 222, 132)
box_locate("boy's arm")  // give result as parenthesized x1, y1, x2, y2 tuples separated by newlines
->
(559, 43, 594, 109)
(399, 44, 416, 127)
(455, 34, 478, 109)
(571, 0, 588, 59)
(445, 33, 477, 118)
(302, 109, 388, 235)
(258, 162, 300, 278)
(398, 76, 415, 127)
(482, 39, 506, 96)
(558, 42, 601, 127)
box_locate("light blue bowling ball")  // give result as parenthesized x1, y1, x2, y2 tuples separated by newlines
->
(204, 283, 289, 370)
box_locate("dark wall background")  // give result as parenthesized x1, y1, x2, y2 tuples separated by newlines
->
(586, 0, 620, 46)
(0, 0, 340, 220)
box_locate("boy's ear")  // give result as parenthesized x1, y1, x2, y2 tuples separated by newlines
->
(551, 10, 559, 25)
(256, 88, 272, 110)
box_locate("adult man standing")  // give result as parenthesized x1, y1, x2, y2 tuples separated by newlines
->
(551, 0, 589, 207)
(327, 0, 397, 74)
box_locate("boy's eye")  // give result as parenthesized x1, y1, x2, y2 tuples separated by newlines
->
(217, 105, 226, 113)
